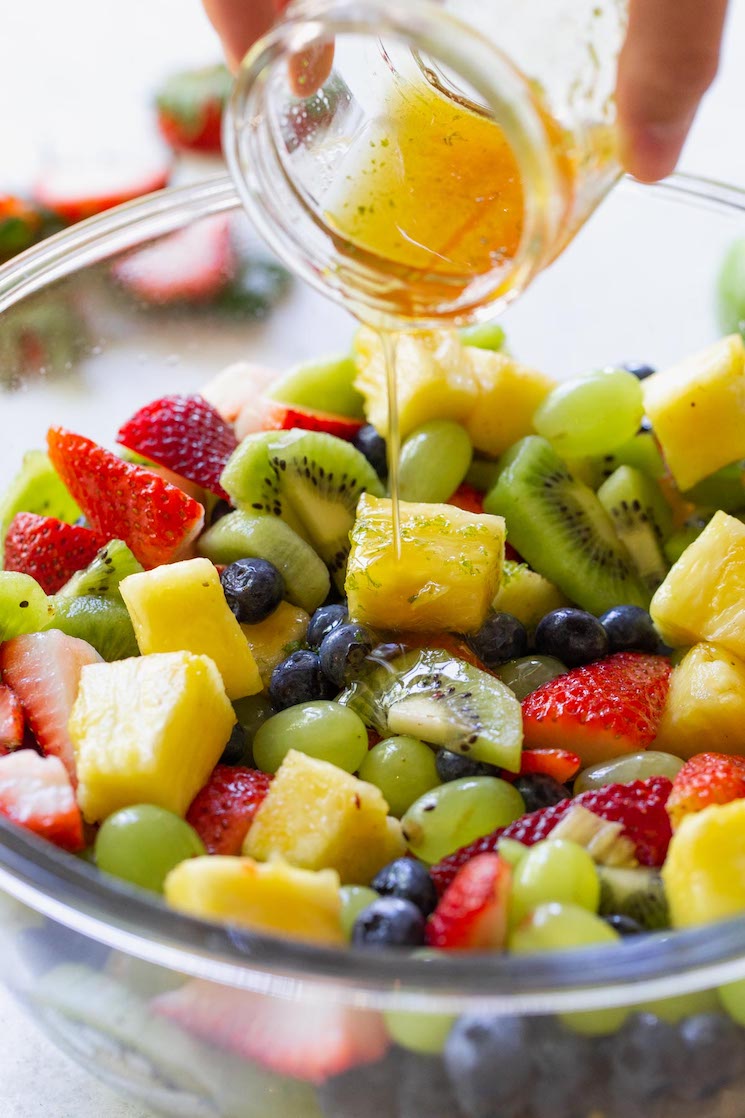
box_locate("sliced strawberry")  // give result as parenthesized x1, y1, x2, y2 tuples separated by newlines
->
(33, 152, 172, 224)
(521, 653, 672, 764)
(117, 394, 238, 499)
(432, 776, 673, 892)
(186, 765, 272, 855)
(1, 631, 102, 785)
(0, 194, 49, 262)
(504, 542, 521, 563)
(152, 980, 389, 1083)
(667, 753, 745, 829)
(519, 748, 581, 784)
(0, 751, 83, 851)
(447, 483, 484, 515)
(0, 685, 24, 755)
(3, 512, 108, 595)
(155, 64, 232, 154)
(112, 216, 234, 307)
(426, 852, 511, 950)
(261, 403, 364, 441)
(201, 362, 279, 425)
(46, 427, 204, 568)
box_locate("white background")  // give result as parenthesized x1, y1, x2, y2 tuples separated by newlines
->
(0, 1, 744, 1115)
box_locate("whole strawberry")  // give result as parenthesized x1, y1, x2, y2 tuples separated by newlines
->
(186, 764, 272, 856)
(155, 64, 232, 154)
(432, 777, 673, 893)
(667, 752, 745, 829)
(3, 512, 108, 594)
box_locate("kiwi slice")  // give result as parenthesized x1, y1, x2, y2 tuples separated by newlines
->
(223, 430, 384, 589)
(485, 437, 649, 614)
(199, 509, 330, 613)
(0, 450, 81, 562)
(597, 466, 671, 595)
(598, 866, 670, 931)
(0, 571, 54, 640)
(576, 431, 668, 490)
(267, 352, 365, 418)
(339, 648, 523, 772)
(49, 596, 139, 661)
(56, 539, 143, 600)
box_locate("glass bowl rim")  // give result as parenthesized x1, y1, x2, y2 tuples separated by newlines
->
(1, 172, 745, 1013)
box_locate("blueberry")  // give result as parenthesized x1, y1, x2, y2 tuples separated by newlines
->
(319, 622, 375, 687)
(444, 1014, 532, 1117)
(604, 914, 646, 936)
(610, 1013, 684, 1101)
(600, 605, 660, 654)
(371, 858, 438, 917)
(220, 558, 284, 624)
(513, 773, 571, 813)
(351, 897, 426, 949)
(675, 1013, 745, 1101)
(268, 650, 334, 709)
(209, 498, 233, 525)
(220, 722, 249, 765)
(466, 612, 528, 668)
(398, 1053, 466, 1118)
(534, 608, 609, 667)
(353, 424, 388, 480)
(435, 750, 497, 783)
(307, 603, 348, 650)
(622, 361, 656, 381)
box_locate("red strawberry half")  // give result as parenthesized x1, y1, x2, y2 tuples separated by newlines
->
(112, 216, 234, 307)
(3, 512, 108, 595)
(0, 751, 83, 851)
(667, 753, 745, 829)
(521, 652, 672, 765)
(117, 394, 238, 499)
(153, 980, 389, 1083)
(1, 631, 102, 785)
(426, 852, 511, 951)
(447, 483, 484, 515)
(33, 152, 172, 224)
(46, 427, 204, 568)
(186, 765, 272, 855)
(0, 685, 24, 754)
(261, 403, 364, 441)
(432, 776, 673, 893)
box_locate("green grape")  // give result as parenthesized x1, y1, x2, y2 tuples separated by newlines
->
(339, 885, 379, 939)
(638, 988, 721, 1024)
(497, 837, 530, 867)
(253, 700, 368, 774)
(575, 751, 685, 794)
(94, 805, 205, 893)
(358, 735, 440, 817)
(534, 369, 644, 458)
(684, 463, 745, 511)
(232, 693, 275, 753)
(664, 522, 707, 565)
(460, 322, 507, 352)
(385, 1009, 456, 1054)
(509, 902, 619, 954)
(496, 655, 567, 701)
(510, 840, 600, 926)
(719, 978, 745, 1025)
(401, 777, 525, 864)
(717, 237, 745, 337)
(560, 1005, 629, 1037)
(397, 420, 473, 503)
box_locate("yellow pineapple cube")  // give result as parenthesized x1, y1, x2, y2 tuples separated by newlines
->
(70, 652, 235, 823)
(642, 335, 745, 490)
(241, 602, 309, 687)
(353, 328, 478, 439)
(654, 643, 745, 759)
(493, 561, 569, 632)
(245, 750, 405, 884)
(164, 856, 344, 946)
(464, 349, 556, 457)
(650, 511, 745, 657)
(663, 800, 745, 927)
(346, 494, 505, 633)
(120, 558, 261, 701)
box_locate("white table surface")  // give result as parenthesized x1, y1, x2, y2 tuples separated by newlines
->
(1, 1, 744, 1114)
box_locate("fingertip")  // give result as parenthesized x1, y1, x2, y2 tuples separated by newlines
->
(619, 120, 691, 183)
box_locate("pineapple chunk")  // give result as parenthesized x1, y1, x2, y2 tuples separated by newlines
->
(353, 328, 477, 439)
(492, 561, 569, 632)
(346, 494, 505, 633)
(642, 335, 745, 490)
(663, 800, 745, 927)
(71, 652, 234, 823)
(241, 602, 310, 687)
(245, 750, 405, 885)
(464, 349, 556, 457)
(120, 558, 262, 701)
(164, 856, 344, 946)
(654, 643, 745, 759)
(650, 511, 745, 657)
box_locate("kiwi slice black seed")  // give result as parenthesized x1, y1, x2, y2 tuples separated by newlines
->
(56, 539, 143, 600)
(485, 436, 649, 614)
(597, 466, 672, 594)
(49, 596, 139, 661)
(598, 866, 670, 931)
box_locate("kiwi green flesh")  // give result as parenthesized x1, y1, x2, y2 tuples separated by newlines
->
(591, 432, 667, 486)
(0, 451, 81, 562)
(485, 437, 649, 614)
(50, 597, 139, 661)
(220, 432, 307, 538)
(56, 540, 143, 601)
(597, 466, 671, 594)
(597, 866, 670, 931)
(199, 509, 330, 613)
(340, 648, 523, 772)
(266, 353, 365, 418)
(0, 572, 54, 640)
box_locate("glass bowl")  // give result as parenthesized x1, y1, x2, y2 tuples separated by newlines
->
(1, 173, 745, 1118)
